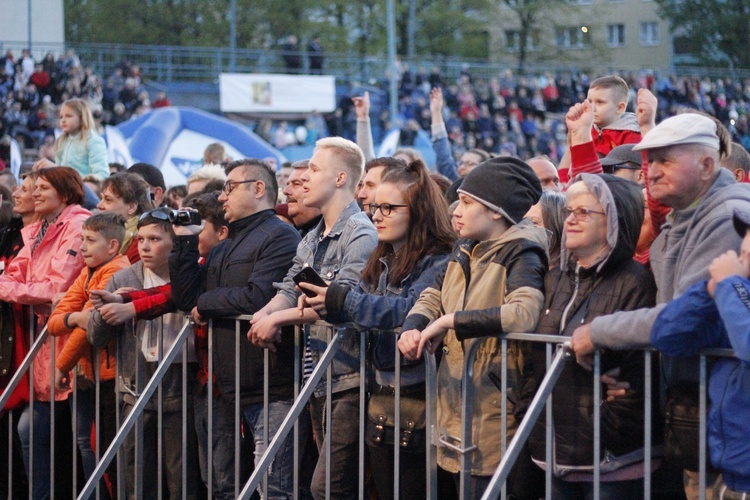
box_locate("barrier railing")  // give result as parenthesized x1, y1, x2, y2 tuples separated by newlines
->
(0, 312, 737, 500)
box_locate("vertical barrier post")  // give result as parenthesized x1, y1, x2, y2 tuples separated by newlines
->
(592, 350, 601, 499)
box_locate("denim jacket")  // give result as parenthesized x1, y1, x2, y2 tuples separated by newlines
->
(325, 252, 450, 386)
(274, 201, 378, 396)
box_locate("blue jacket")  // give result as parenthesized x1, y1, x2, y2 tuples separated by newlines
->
(652, 279, 750, 492)
(324, 252, 450, 386)
(274, 201, 378, 397)
(431, 123, 459, 181)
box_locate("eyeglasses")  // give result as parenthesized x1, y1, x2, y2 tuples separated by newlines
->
(368, 202, 407, 217)
(222, 179, 259, 195)
(457, 160, 479, 168)
(562, 207, 606, 222)
(138, 208, 171, 226)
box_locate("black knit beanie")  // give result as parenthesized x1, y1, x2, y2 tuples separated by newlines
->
(457, 157, 542, 224)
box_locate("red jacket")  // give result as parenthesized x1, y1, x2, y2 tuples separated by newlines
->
(591, 112, 641, 157)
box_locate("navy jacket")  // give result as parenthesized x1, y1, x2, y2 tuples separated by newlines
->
(169, 209, 300, 405)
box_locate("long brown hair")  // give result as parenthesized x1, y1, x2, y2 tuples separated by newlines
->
(360, 160, 455, 287)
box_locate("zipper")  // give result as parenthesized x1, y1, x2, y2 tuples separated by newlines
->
(560, 264, 580, 332)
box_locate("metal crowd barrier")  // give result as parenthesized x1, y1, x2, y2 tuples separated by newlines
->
(0, 311, 738, 500)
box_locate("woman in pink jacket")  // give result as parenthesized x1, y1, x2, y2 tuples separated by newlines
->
(0, 166, 90, 499)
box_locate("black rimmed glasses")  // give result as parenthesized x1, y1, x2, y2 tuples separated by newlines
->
(562, 207, 606, 222)
(368, 202, 407, 216)
(222, 179, 259, 195)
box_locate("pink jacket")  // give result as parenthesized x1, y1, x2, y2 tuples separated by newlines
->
(0, 204, 90, 402)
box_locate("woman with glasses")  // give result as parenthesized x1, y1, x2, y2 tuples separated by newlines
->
(297, 160, 455, 499)
(528, 173, 658, 499)
(0, 166, 91, 499)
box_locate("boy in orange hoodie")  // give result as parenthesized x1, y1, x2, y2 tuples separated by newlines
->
(48, 212, 130, 493)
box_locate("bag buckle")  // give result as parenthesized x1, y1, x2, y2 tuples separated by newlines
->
(373, 414, 387, 444)
(400, 420, 416, 448)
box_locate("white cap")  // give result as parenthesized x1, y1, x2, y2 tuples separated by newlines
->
(633, 114, 719, 152)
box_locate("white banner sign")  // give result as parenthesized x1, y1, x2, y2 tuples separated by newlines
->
(220, 73, 336, 113)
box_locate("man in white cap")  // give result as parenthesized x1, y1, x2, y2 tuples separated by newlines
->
(569, 112, 750, 499)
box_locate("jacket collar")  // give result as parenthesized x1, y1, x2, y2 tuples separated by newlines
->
(311, 200, 361, 240)
(227, 208, 275, 238)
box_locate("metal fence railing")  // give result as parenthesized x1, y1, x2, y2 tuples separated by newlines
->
(0, 311, 734, 499)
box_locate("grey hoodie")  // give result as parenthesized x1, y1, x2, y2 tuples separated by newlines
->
(589, 168, 750, 356)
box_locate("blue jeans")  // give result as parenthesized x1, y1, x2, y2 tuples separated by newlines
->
(17, 402, 51, 500)
(70, 386, 96, 480)
(243, 399, 297, 500)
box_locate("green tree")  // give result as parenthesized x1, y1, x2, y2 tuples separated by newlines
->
(655, 0, 750, 68)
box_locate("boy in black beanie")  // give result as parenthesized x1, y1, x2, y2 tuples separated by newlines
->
(398, 157, 548, 497)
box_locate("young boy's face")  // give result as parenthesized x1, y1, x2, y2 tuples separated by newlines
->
(80, 229, 117, 268)
(587, 86, 626, 128)
(453, 193, 501, 241)
(137, 224, 173, 272)
(198, 220, 225, 258)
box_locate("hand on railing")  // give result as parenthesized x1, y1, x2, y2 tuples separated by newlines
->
(90, 288, 127, 308)
(98, 302, 136, 325)
(398, 313, 454, 360)
(248, 311, 282, 352)
(570, 323, 595, 371)
(54, 367, 71, 392)
(191, 306, 207, 325)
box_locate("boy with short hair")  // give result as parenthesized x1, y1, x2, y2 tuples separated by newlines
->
(398, 157, 548, 497)
(652, 208, 750, 499)
(587, 75, 641, 157)
(87, 207, 200, 500)
(48, 212, 131, 488)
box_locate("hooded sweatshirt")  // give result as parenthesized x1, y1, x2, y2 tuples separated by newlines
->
(529, 174, 657, 477)
(591, 112, 641, 157)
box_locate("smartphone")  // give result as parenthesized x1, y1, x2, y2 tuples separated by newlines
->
(293, 265, 328, 297)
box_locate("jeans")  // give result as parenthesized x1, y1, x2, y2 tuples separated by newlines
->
(243, 399, 297, 500)
(18, 402, 51, 500)
(121, 399, 201, 500)
(551, 475, 644, 500)
(71, 386, 96, 480)
(193, 392, 253, 500)
(309, 388, 361, 500)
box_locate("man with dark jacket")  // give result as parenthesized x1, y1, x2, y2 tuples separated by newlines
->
(169, 159, 301, 499)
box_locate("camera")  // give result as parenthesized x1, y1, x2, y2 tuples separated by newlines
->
(168, 209, 201, 226)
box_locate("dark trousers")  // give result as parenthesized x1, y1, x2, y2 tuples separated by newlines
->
(309, 388, 360, 500)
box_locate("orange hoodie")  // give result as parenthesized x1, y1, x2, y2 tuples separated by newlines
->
(48, 254, 131, 381)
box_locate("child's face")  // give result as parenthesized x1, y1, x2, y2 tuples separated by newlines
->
(453, 193, 501, 241)
(137, 224, 173, 272)
(198, 220, 225, 258)
(59, 104, 81, 134)
(80, 229, 116, 268)
(587, 87, 625, 128)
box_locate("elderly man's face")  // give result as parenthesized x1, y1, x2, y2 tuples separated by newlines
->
(647, 144, 714, 210)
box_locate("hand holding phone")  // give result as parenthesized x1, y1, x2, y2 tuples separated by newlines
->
(293, 265, 328, 297)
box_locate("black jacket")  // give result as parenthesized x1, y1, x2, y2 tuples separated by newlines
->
(169, 209, 300, 405)
(529, 174, 658, 474)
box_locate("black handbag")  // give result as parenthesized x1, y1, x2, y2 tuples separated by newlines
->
(365, 392, 426, 450)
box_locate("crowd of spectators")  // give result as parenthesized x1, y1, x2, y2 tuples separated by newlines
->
(0, 48, 170, 170)
(259, 65, 750, 170)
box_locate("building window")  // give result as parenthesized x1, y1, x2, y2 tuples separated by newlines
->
(607, 24, 625, 47)
(567, 0, 593, 4)
(556, 27, 590, 49)
(505, 29, 540, 52)
(640, 22, 660, 45)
